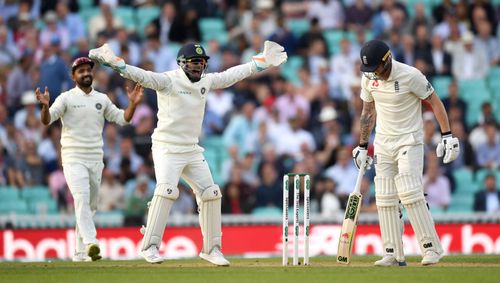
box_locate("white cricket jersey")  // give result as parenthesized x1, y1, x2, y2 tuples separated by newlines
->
(360, 60, 434, 136)
(121, 63, 258, 152)
(49, 86, 128, 163)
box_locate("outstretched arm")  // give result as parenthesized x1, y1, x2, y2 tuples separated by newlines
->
(89, 44, 172, 91)
(210, 41, 287, 89)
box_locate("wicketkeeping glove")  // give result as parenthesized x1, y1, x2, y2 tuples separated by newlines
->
(252, 40, 288, 71)
(436, 133, 460, 163)
(352, 145, 373, 170)
(88, 43, 126, 73)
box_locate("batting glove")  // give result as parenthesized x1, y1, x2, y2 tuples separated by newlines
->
(88, 43, 126, 73)
(352, 144, 373, 170)
(252, 40, 288, 71)
(436, 132, 460, 163)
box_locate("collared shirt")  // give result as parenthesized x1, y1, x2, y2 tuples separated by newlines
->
(361, 60, 434, 137)
(49, 86, 127, 163)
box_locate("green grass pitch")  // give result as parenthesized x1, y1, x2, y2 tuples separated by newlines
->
(1, 255, 499, 283)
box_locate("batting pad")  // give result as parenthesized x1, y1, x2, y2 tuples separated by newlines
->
(198, 185, 222, 254)
(375, 176, 405, 261)
(395, 173, 443, 255)
(141, 184, 179, 251)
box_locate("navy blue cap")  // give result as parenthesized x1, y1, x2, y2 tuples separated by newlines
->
(360, 40, 391, 72)
(177, 43, 210, 61)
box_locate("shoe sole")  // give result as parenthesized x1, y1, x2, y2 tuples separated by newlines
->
(374, 261, 407, 267)
(87, 245, 101, 261)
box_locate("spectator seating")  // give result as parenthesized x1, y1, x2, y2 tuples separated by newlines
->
(432, 76, 452, 99)
(286, 18, 310, 38)
(458, 79, 491, 128)
(136, 6, 161, 38)
(114, 6, 135, 30)
(199, 17, 228, 44)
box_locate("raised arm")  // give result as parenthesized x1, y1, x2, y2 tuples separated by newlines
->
(209, 41, 288, 89)
(89, 44, 172, 91)
(35, 87, 51, 125)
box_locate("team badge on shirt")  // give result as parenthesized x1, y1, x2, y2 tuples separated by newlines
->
(95, 103, 102, 110)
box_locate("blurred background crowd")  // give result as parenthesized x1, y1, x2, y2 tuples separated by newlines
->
(1, 0, 500, 227)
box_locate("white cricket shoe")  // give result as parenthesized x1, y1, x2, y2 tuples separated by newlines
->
(421, 251, 442, 265)
(374, 256, 407, 267)
(199, 246, 230, 266)
(72, 252, 92, 262)
(85, 244, 102, 261)
(140, 245, 164, 264)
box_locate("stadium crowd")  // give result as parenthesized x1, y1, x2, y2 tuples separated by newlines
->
(1, 0, 500, 226)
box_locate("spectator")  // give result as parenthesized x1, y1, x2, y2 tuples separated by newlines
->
(55, 1, 86, 45)
(423, 153, 451, 211)
(360, 177, 377, 213)
(474, 174, 500, 213)
(151, 2, 176, 45)
(430, 34, 452, 77)
(14, 90, 40, 130)
(345, 0, 373, 31)
(88, 3, 123, 44)
(223, 100, 257, 158)
(39, 11, 70, 51)
(324, 147, 358, 202)
(6, 50, 34, 113)
(36, 43, 72, 103)
(451, 31, 489, 81)
(476, 122, 500, 169)
(98, 168, 125, 212)
(124, 174, 152, 226)
(307, 0, 344, 30)
(170, 183, 195, 215)
(442, 80, 467, 126)
(319, 176, 341, 217)
(255, 161, 282, 208)
(0, 24, 19, 66)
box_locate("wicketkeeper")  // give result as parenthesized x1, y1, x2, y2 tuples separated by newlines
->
(89, 41, 287, 265)
(352, 40, 459, 266)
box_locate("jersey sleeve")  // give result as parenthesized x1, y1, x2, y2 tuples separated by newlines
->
(207, 62, 257, 90)
(121, 64, 172, 91)
(103, 96, 128, 126)
(360, 76, 374, 102)
(48, 93, 67, 124)
(408, 69, 434, 99)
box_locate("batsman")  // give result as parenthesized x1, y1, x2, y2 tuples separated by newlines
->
(89, 41, 287, 265)
(353, 40, 459, 266)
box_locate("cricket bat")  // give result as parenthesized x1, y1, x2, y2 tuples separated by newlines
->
(337, 165, 366, 264)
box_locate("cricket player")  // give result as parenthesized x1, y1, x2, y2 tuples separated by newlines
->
(352, 40, 459, 266)
(88, 41, 287, 265)
(35, 57, 143, 262)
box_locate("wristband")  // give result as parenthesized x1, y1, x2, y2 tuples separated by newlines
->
(441, 131, 451, 137)
(359, 143, 368, 149)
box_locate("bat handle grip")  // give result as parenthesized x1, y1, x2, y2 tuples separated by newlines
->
(353, 165, 366, 195)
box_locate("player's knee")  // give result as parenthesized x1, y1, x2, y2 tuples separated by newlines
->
(375, 176, 399, 207)
(394, 173, 425, 205)
(200, 185, 222, 202)
(154, 183, 179, 200)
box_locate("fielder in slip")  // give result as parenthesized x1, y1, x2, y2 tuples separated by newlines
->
(352, 40, 460, 266)
(89, 41, 287, 266)
(337, 164, 367, 264)
(35, 57, 142, 262)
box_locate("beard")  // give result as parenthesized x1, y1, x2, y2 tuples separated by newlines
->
(78, 76, 93, 88)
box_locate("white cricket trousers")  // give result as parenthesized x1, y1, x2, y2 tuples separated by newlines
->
(152, 144, 215, 197)
(63, 161, 104, 252)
